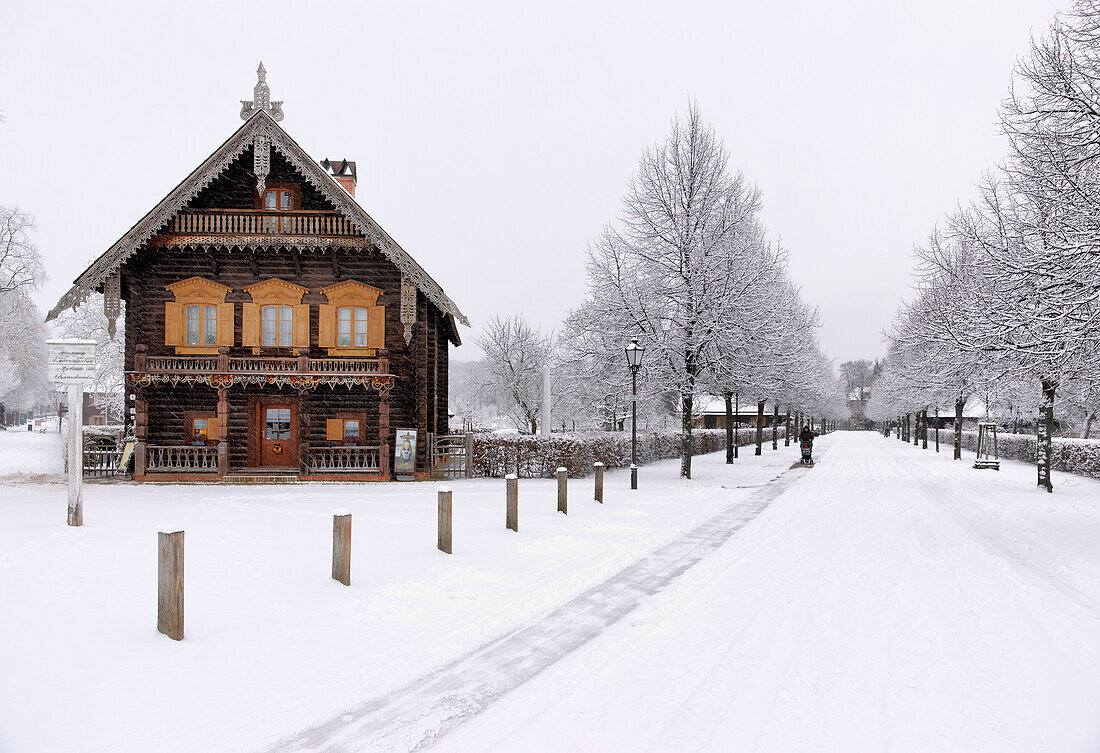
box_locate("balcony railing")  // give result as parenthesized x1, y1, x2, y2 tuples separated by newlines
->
(307, 446, 381, 472)
(137, 354, 386, 377)
(167, 210, 358, 237)
(147, 445, 218, 472)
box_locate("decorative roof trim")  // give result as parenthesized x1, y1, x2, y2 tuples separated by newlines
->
(47, 110, 468, 329)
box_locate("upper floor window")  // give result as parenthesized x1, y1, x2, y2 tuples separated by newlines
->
(264, 189, 294, 211)
(337, 307, 371, 347)
(164, 277, 233, 355)
(243, 279, 309, 352)
(319, 280, 386, 355)
(187, 304, 218, 346)
(262, 304, 294, 346)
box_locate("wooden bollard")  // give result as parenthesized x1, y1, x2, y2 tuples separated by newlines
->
(594, 462, 604, 504)
(506, 475, 518, 532)
(157, 529, 184, 641)
(438, 488, 452, 554)
(332, 512, 352, 586)
(556, 467, 568, 514)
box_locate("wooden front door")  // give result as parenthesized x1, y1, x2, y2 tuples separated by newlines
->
(259, 403, 298, 467)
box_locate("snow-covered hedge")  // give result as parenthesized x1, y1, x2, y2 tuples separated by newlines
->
(469, 426, 788, 478)
(948, 429, 1100, 479)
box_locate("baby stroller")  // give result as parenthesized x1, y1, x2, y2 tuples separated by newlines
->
(800, 439, 814, 465)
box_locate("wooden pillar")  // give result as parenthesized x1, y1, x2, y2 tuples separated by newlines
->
(593, 462, 604, 503)
(379, 387, 391, 479)
(298, 388, 310, 477)
(157, 529, 184, 641)
(134, 386, 148, 478)
(216, 387, 229, 476)
(556, 467, 567, 514)
(506, 475, 518, 531)
(437, 489, 452, 553)
(332, 512, 351, 585)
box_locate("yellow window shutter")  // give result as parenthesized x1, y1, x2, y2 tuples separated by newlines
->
(216, 303, 235, 347)
(326, 418, 343, 441)
(164, 302, 182, 346)
(292, 305, 310, 348)
(242, 303, 261, 347)
(367, 305, 385, 349)
(318, 304, 336, 348)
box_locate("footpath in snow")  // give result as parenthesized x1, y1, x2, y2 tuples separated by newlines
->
(0, 432, 796, 753)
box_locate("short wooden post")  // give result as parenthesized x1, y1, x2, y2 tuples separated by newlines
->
(437, 488, 452, 554)
(505, 475, 518, 531)
(157, 530, 184, 641)
(556, 467, 567, 514)
(332, 512, 351, 585)
(593, 462, 604, 504)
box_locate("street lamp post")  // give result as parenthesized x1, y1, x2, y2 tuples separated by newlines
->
(625, 337, 644, 490)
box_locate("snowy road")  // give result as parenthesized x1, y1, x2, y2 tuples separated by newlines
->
(279, 432, 1100, 753)
(425, 432, 1100, 752)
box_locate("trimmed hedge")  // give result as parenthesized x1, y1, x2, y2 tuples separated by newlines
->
(936, 428, 1100, 479)
(469, 426, 789, 478)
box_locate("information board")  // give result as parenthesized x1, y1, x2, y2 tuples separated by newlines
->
(46, 339, 97, 385)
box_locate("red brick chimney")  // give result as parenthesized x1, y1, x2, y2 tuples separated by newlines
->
(321, 158, 357, 197)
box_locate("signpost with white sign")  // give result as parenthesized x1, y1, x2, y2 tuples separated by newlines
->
(47, 339, 96, 527)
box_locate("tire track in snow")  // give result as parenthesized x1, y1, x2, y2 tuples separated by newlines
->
(262, 461, 814, 753)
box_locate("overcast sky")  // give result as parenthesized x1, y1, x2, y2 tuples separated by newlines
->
(1, 0, 1066, 367)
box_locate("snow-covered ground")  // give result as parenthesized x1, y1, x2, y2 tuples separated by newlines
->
(0, 427, 64, 480)
(0, 431, 794, 753)
(2, 431, 1099, 752)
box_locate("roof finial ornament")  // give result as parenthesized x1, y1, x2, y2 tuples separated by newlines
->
(239, 62, 284, 121)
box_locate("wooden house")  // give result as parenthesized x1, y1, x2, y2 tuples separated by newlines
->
(47, 65, 467, 481)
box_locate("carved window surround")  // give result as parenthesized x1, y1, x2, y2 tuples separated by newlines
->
(319, 280, 385, 356)
(165, 277, 233, 355)
(242, 279, 309, 353)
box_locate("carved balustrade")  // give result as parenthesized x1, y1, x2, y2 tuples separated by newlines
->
(307, 446, 381, 472)
(147, 445, 219, 472)
(134, 353, 387, 377)
(167, 210, 357, 237)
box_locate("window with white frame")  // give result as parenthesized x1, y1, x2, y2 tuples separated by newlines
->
(186, 304, 217, 345)
(262, 305, 293, 346)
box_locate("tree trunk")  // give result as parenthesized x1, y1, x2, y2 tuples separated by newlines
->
(681, 389, 693, 479)
(1082, 411, 1094, 440)
(755, 400, 765, 456)
(935, 406, 940, 452)
(921, 409, 928, 449)
(724, 392, 734, 464)
(772, 405, 779, 450)
(1037, 379, 1055, 493)
(954, 398, 965, 460)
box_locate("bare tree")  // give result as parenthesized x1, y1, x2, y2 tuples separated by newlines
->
(0, 207, 45, 295)
(475, 314, 553, 434)
(584, 103, 771, 477)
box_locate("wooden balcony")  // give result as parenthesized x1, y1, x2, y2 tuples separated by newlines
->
(129, 350, 395, 392)
(136, 353, 387, 376)
(167, 210, 358, 237)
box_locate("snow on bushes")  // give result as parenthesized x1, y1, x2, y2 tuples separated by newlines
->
(952, 430, 1100, 479)
(469, 427, 788, 478)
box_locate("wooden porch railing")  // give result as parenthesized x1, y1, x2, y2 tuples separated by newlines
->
(147, 445, 219, 472)
(139, 354, 386, 376)
(167, 210, 358, 237)
(307, 446, 381, 472)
